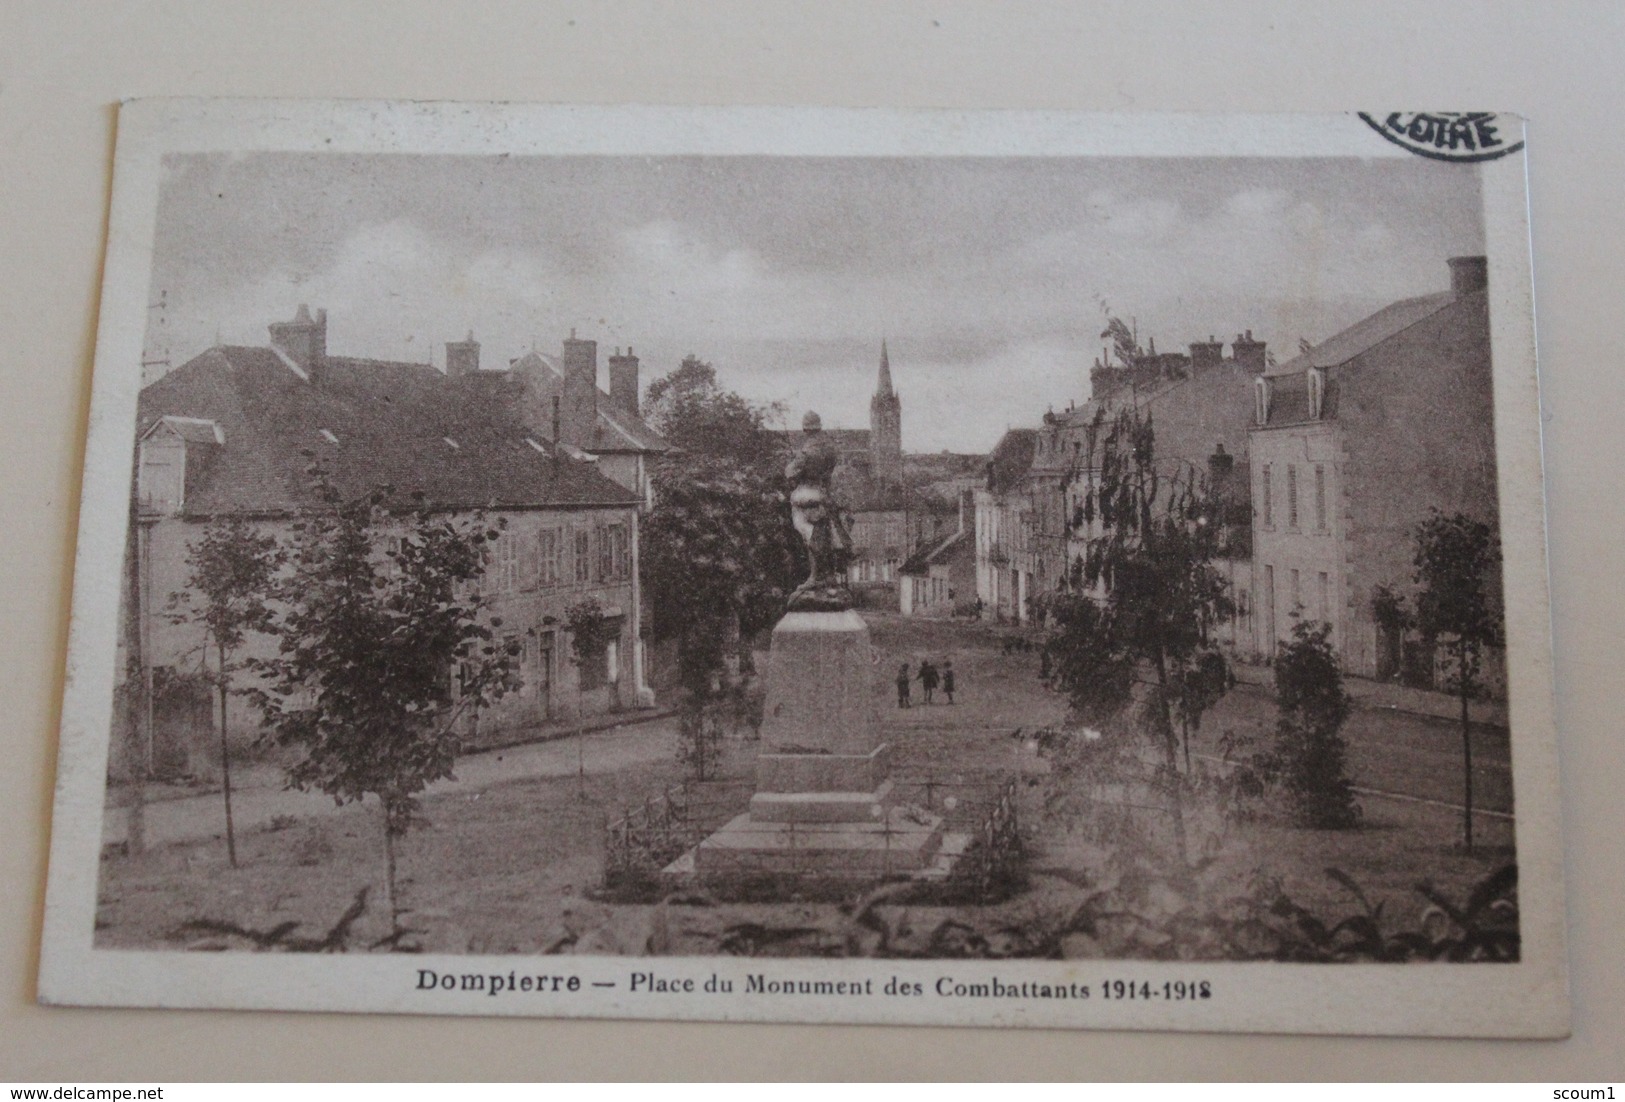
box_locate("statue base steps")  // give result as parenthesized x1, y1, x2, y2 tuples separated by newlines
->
(666, 806, 968, 885)
(665, 608, 968, 891)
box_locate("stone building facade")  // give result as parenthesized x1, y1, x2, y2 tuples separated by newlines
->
(899, 493, 976, 618)
(997, 332, 1261, 643)
(120, 307, 664, 780)
(973, 429, 1039, 621)
(1250, 256, 1500, 681)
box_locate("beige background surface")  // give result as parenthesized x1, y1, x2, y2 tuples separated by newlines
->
(2, 0, 1620, 1081)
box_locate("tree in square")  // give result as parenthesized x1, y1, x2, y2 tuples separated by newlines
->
(1412, 509, 1504, 852)
(1272, 618, 1360, 829)
(169, 515, 283, 867)
(641, 355, 798, 778)
(249, 466, 517, 934)
(1039, 402, 1234, 860)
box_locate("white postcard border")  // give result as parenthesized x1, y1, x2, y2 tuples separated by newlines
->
(39, 99, 1566, 1038)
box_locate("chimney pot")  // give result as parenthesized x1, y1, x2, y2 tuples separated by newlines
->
(1189, 337, 1224, 370)
(1231, 328, 1267, 374)
(560, 334, 599, 448)
(1448, 255, 1488, 297)
(445, 331, 481, 377)
(268, 304, 328, 382)
(608, 345, 642, 416)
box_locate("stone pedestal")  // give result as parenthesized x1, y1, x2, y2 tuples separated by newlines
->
(673, 609, 961, 888)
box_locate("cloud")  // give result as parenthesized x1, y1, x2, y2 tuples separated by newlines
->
(149, 153, 1484, 451)
(1084, 189, 1183, 239)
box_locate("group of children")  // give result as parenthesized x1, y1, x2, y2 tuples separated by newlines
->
(895, 658, 956, 708)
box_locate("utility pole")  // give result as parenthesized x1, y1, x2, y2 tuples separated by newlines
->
(141, 289, 172, 386)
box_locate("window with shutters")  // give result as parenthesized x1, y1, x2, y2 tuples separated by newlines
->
(595, 523, 629, 581)
(1261, 464, 1274, 528)
(518, 525, 540, 589)
(1287, 465, 1299, 529)
(597, 526, 614, 581)
(608, 523, 630, 580)
(574, 528, 592, 584)
(538, 528, 563, 586)
(493, 532, 520, 593)
(380, 535, 405, 580)
(1315, 464, 1328, 531)
(1264, 565, 1277, 656)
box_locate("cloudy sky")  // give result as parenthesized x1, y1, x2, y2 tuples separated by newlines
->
(147, 152, 1483, 452)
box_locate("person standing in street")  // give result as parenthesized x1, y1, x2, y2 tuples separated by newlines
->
(942, 659, 956, 704)
(896, 663, 912, 708)
(918, 658, 939, 704)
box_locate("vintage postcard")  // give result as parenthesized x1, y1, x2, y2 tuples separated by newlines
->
(39, 100, 1565, 1036)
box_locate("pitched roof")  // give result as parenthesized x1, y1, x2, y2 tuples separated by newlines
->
(147, 415, 225, 445)
(1271, 292, 1455, 375)
(1258, 288, 1476, 427)
(900, 527, 970, 576)
(508, 350, 670, 453)
(984, 428, 1039, 494)
(139, 346, 639, 516)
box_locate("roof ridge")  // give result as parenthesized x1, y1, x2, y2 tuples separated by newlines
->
(140, 344, 645, 514)
(1276, 290, 1459, 375)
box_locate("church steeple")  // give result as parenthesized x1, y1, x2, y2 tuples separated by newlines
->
(869, 340, 902, 489)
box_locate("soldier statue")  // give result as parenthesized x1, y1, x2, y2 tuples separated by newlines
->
(785, 411, 855, 611)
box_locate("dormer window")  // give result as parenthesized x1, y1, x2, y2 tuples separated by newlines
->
(1254, 376, 1272, 425)
(137, 415, 223, 516)
(1307, 368, 1326, 420)
(138, 435, 186, 514)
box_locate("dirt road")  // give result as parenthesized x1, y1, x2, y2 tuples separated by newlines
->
(102, 713, 683, 849)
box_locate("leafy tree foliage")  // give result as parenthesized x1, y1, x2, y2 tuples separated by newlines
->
(562, 594, 612, 798)
(643, 355, 799, 779)
(249, 469, 516, 929)
(1412, 509, 1504, 851)
(644, 354, 787, 466)
(170, 516, 282, 866)
(1039, 404, 1233, 858)
(563, 595, 612, 670)
(1272, 619, 1359, 829)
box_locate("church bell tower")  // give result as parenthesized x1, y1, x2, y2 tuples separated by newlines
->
(869, 340, 903, 489)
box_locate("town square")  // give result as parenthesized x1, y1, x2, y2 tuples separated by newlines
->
(61, 120, 1532, 982)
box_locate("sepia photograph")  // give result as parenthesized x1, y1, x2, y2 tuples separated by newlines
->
(38, 101, 1565, 1036)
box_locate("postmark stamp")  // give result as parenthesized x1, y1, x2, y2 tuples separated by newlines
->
(1358, 111, 1525, 162)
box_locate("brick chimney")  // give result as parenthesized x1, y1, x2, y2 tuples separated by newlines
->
(269, 304, 327, 382)
(1232, 329, 1267, 374)
(1448, 255, 1488, 297)
(608, 346, 640, 414)
(445, 330, 480, 377)
(560, 330, 599, 448)
(1189, 336, 1224, 370)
